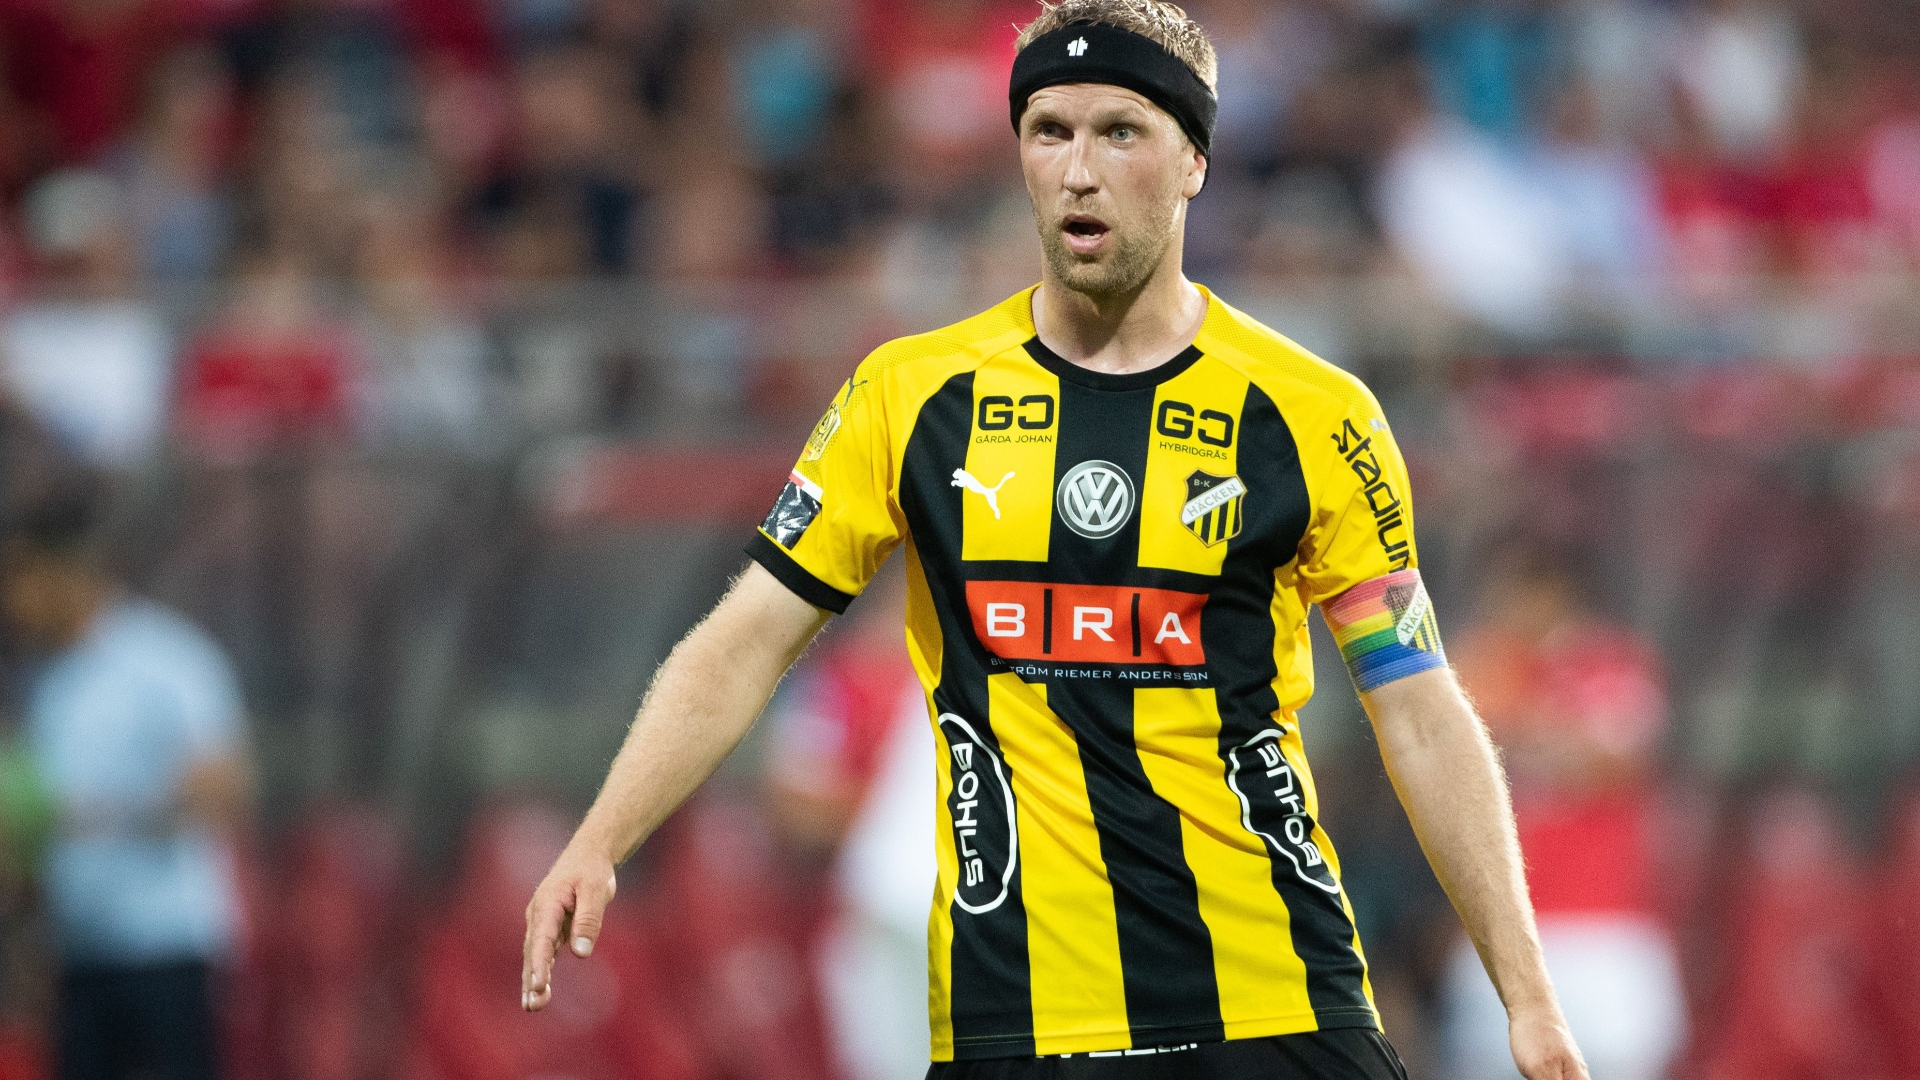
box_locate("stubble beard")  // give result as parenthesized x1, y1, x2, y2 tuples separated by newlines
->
(1036, 197, 1179, 303)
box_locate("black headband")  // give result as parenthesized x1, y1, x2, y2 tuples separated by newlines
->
(1009, 22, 1217, 157)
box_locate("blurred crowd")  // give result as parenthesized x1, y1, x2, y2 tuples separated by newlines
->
(0, 0, 1916, 462)
(25, 0, 1912, 298)
(0, 0, 1919, 1079)
(1, 0, 1919, 474)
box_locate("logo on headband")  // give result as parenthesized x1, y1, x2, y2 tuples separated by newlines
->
(1067, 36, 1088, 56)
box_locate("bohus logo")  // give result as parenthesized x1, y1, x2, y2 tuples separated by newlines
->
(939, 712, 1019, 914)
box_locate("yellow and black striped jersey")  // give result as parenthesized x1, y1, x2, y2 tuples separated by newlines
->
(749, 285, 1421, 1061)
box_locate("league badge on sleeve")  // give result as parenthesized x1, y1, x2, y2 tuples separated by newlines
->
(762, 471, 824, 548)
(801, 402, 843, 462)
(1181, 470, 1246, 547)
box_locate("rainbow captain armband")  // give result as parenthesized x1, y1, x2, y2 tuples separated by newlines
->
(1323, 569, 1447, 692)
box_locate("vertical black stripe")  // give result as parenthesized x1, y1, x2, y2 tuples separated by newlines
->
(1054, 682, 1226, 1044)
(1131, 593, 1142, 656)
(1042, 588, 1053, 654)
(900, 371, 1036, 1057)
(1203, 384, 1373, 1025)
(1049, 373, 1225, 1046)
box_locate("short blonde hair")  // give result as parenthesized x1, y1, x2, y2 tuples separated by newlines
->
(1015, 0, 1218, 93)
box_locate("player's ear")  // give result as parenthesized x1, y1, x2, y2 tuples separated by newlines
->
(1183, 144, 1207, 200)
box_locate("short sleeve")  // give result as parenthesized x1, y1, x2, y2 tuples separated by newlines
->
(1296, 402, 1418, 607)
(748, 369, 904, 613)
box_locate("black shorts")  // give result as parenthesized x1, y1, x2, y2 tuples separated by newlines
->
(926, 1029, 1409, 1080)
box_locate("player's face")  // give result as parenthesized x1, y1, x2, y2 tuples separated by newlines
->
(1019, 84, 1207, 300)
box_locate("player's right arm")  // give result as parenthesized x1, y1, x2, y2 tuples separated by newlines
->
(521, 561, 828, 1012)
(524, 362, 905, 1012)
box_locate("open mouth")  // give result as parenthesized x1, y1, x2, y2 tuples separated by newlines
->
(1063, 216, 1110, 238)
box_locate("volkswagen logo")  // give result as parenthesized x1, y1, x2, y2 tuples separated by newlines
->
(1056, 460, 1136, 539)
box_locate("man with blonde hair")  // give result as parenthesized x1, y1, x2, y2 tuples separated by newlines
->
(523, 2, 1590, 1077)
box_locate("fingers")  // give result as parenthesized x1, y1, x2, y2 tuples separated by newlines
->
(520, 865, 618, 1012)
(522, 887, 567, 1012)
(1518, 1050, 1589, 1080)
(568, 871, 615, 958)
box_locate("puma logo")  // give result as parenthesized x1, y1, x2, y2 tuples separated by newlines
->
(952, 468, 1015, 519)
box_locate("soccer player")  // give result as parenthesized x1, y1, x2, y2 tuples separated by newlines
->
(522, 3, 1590, 1078)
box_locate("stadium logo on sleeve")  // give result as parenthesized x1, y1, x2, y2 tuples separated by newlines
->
(939, 712, 1018, 914)
(762, 471, 823, 548)
(1331, 417, 1410, 572)
(1181, 470, 1245, 547)
(1057, 460, 1135, 539)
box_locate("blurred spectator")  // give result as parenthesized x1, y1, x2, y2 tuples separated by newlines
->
(1697, 786, 1872, 1080)
(479, 43, 640, 276)
(220, 0, 419, 149)
(114, 47, 235, 283)
(1769, 57, 1885, 281)
(1445, 552, 1684, 1080)
(0, 0, 183, 166)
(243, 72, 372, 279)
(1673, 0, 1803, 161)
(766, 83, 896, 271)
(761, 565, 917, 862)
(726, 0, 846, 169)
(1, 488, 252, 1080)
(263, 806, 406, 1080)
(814, 693, 934, 1080)
(174, 253, 354, 462)
(647, 797, 835, 1080)
(1191, 0, 1333, 175)
(1419, 0, 1554, 142)
(1375, 63, 1573, 335)
(1526, 79, 1665, 297)
(1866, 117, 1920, 270)
(351, 188, 497, 450)
(1864, 787, 1920, 1078)
(762, 564, 933, 1080)
(1560, 0, 1678, 147)
(859, 0, 1025, 204)
(0, 169, 172, 469)
(406, 801, 704, 1080)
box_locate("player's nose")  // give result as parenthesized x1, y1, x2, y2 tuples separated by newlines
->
(1062, 137, 1099, 194)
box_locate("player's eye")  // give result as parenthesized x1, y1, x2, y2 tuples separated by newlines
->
(1035, 120, 1066, 139)
(1110, 125, 1134, 141)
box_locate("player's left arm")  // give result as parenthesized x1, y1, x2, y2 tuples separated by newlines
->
(1357, 666, 1588, 1080)
(1298, 391, 1587, 1080)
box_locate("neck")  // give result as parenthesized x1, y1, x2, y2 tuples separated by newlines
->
(1032, 244, 1206, 377)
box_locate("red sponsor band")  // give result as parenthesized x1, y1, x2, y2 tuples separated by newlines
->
(964, 581, 1206, 666)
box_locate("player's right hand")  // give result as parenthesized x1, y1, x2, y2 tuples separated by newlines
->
(521, 843, 617, 1011)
